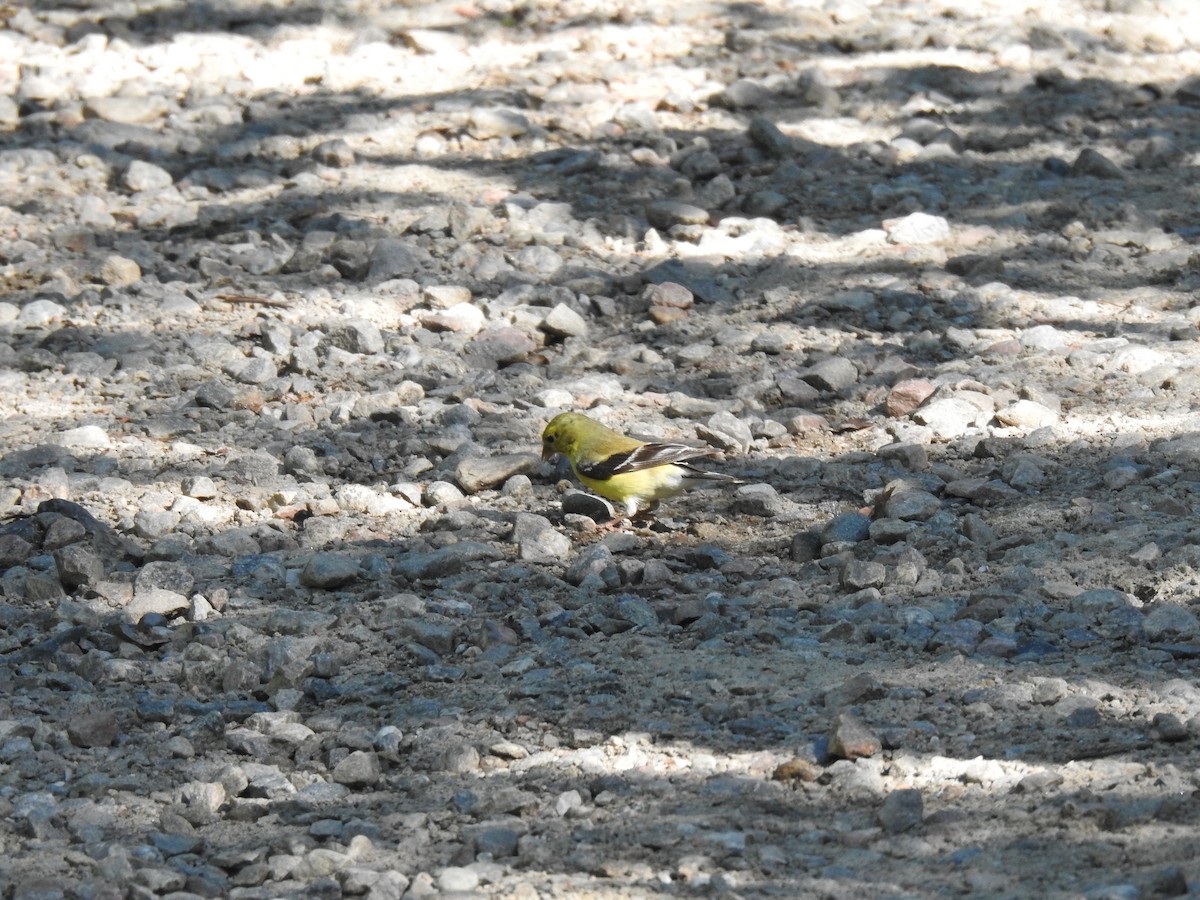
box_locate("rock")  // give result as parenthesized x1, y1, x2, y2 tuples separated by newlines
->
(878, 789, 924, 833)
(1143, 604, 1200, 641)
(54, 425, 110, 449)
(437, 867, 480, 893)
(182, 476, 218, 499)
(17, 298, 66, 326)
(821, 512, 871, 545)
(468, 108, 529, 139)
(332, 751, 381, 786)
(802, 357, 858, 394)
(733, 483, 785, 517)
(646, 200, 709, 229)
(368, 239, 427, 281)
(84, 95, 168, 124)
(561, 489, 614, 521)
(325, 318, 384, 354)
(1069, 148, 1125, 179)
(541, 303, 588, 337)
(841, 560, 886, 591)
(420, 302, 486, 335)
(886, 379, 936, 416)
(455, 453, 538, 493)
(123, 160, 174, 191)
(911, 397, 983, 438)
(67, 711, 120, 748)
(828, 712, 881, 760)
(995, 399, 1058, 428)
(125, 588, 189, 622)
(300, 554, 360, 589)
(884, 211, 951, 244)
(512, 513, 572, 564)
(312, 138, 355, 167)
(53, 543, 103, 589)
(747, 116, 793, 157)
(395, 543, 501, 581)
(701, 410, 752, 452)
(878, 485, 941, 521)
(99, 255, 142, 287)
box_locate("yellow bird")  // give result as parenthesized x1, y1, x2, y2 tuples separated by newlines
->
(541, 411, 742, 518)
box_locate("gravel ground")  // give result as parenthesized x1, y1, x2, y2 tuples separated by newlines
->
(3, 0, 1200, 897)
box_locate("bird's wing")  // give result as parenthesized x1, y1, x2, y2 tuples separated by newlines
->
(577, 442, 720, 480)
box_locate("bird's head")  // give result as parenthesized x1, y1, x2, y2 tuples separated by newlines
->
(541, 412, 584, 460)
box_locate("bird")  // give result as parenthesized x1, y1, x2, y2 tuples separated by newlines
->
(540, 411, 743, 519)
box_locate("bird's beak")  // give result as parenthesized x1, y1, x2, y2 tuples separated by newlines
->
(541, 446, 555, 461)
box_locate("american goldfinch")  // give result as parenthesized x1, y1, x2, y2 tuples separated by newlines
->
(541, 411, 742, 518)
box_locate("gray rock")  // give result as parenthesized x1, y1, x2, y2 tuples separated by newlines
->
(513, 513, 572, 564)
(841, 560, 886, 591)
(747, 116, 793, 157)
(312, 138, 355, 167)
(395, 543, 502, 581)
(182, 475, 218, 499)
(455, 453, 538, 493)
(300, 553, 360, 589)
(614, 594, 659, 629)
(733, 483, 785, 517)
(123, 160, 174, 191)
(135, 560, 194, 596)
(53, 543, 103, 589)
(541, 303, 589, 337)
(878, 789, 924, 833)
(702, 410, 752, 452)
(1143, 604, 1200, 641)
(802, 357, 858, 394)
(646, 200, 710, 229)
(325, 318, 384, 354)
(332, 751, 381, 786)
(880, 487, 941, 521)
(565, 545, 614, 585)
(67, 711, 120, 748)
(719, 78, 771, 109)
(368, 239, 429, 280)
(468, 108, 529, 139)
(1069, 148, 1125, 179)
(821, 512, 871, 544)
(423, 481, 467, 507)
(827, 711, 881, 760)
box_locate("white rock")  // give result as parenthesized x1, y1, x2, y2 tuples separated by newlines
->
(994, 400, 1059, 429)
(884, 211, 951, 245)
(55, 425, 111, 449)
(17, 299, 66, 327)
